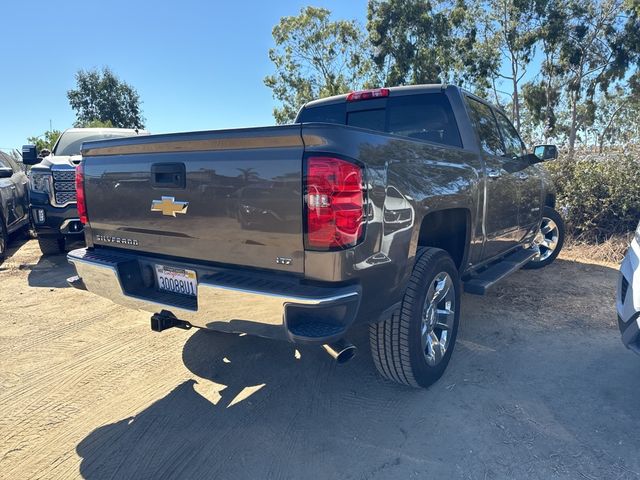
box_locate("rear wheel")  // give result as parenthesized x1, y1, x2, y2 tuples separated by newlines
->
(370, 248, 461, 388)
(37, 237, 65, 256)
(523, 207, 564, 270)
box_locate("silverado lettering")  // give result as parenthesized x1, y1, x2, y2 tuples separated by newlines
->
(96, 235, 139, 246)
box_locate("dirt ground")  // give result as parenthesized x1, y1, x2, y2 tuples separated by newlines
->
(0, 238, 638, 480)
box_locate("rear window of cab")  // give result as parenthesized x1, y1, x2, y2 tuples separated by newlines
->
(297, 93, 462, 149)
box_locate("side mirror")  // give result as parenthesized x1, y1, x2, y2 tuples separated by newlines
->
(21, 144, 40, 165)
(533, 144, 558, 162)
(0, 167, 12, 178)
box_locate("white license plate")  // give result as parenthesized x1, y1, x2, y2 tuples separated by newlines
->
(155, 265, 197, 296)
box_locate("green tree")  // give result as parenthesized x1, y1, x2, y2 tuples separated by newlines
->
(519, 0, 571, 143)
(522, 80, 562, 142)
(521, 0, 635, 152)
(82, 119, 114, 128)
(557, 0, 630, 158)
(621, 0, 640, 96)
(366, 0, 498, 90)
(482, 0, 539, 130)
(27, 129, 62, 152)
(67, 67, 145, 129)
(264, 7, 375, 124)
(588, 83, 640, 151)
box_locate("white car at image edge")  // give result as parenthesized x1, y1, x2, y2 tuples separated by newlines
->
(618, 221, 640, 354)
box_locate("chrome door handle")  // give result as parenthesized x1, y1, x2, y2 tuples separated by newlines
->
(486, 168, 501, 178)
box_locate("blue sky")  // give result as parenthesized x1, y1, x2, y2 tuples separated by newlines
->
(0, 0, 367, 150)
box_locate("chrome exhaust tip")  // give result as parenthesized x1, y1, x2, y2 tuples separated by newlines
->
(322, 339, 357, 364)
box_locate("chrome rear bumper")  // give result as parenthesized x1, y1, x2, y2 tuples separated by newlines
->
(67, 248, 360, 343)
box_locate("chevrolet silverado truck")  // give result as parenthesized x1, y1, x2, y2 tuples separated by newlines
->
(22, 128, 147, 256)
(67, 85, 564, 388)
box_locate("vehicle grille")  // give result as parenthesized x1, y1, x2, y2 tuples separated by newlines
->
(621, 277, 629, 303)
(52, 169, 77, 206)
(52, 170, 76, 182)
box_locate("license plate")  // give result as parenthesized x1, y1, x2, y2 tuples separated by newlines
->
(155, 265, 197, 296)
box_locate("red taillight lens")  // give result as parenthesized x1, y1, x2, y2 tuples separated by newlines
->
(346, 88, 389, 102)
(75, 163, 88, 224)
(305, 157, 365, 250)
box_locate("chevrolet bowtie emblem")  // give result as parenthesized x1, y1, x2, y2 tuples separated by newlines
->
(151, 196, 189, 217)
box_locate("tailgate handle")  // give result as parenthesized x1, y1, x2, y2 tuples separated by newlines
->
(151, 163, 186, 189)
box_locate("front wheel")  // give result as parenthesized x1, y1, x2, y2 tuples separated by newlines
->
(370, 247, 461, 388)
(523, 206, 565, 270)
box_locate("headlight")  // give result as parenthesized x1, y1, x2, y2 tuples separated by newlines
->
(29, 172, 52, 194)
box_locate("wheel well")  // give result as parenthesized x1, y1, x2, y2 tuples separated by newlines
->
(545, 193, 556, 209)
(417, 208, 469, 270)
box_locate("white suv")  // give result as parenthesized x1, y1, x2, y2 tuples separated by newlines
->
(618, 221, 640, 354)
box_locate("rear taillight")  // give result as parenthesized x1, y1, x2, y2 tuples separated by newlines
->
(346, 88, 389, 102)
(305, 157, 365, 250)
(75, 163, 87, 224)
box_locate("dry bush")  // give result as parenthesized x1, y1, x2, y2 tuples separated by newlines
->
(561, 233, 633, 264)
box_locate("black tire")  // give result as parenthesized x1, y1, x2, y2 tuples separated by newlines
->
(37, 237, 65, 256)
(370, 247, 461, 388)
(0, 220, 7, 265)
(523, 206, 565, 270)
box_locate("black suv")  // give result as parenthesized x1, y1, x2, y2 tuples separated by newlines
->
(22, 128, 148, 255)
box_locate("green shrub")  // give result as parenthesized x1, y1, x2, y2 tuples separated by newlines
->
(545, 151, 640, 240)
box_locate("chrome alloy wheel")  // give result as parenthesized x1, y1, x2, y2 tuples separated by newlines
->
(532, 217, 559, 262)
(420, 272, 456, 366)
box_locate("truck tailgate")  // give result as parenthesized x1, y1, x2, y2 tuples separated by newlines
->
(81, 126, 305, 273)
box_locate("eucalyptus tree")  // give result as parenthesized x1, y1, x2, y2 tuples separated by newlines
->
(366, 0, 498, 91)
(264, 7, 375, 124)
(481, 0, 539, 130)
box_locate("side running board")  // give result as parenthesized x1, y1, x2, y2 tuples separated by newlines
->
(463, 248, 537, 295)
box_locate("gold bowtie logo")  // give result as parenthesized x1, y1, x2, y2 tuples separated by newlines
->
(151, 196, 189, 217)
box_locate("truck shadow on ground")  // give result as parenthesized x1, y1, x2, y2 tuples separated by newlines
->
(75, 260, 640, 479)
(26, 253, 75, 288)
(75, 326, 424, 479)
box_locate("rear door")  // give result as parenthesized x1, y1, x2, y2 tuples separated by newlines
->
(83, 127, 306, 273)
(494, 111, 542, 235)
(464, 97, 521, 260)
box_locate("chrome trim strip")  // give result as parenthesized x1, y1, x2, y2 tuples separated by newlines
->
(51, 198, 77, 208)
(83, 134, 302, 156)
(67, 249, 359, 330)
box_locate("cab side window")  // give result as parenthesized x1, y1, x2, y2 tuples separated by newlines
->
(387, 93, 462, 148)
(495, 112, 526, 159)
(465, 97, 505, 157)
